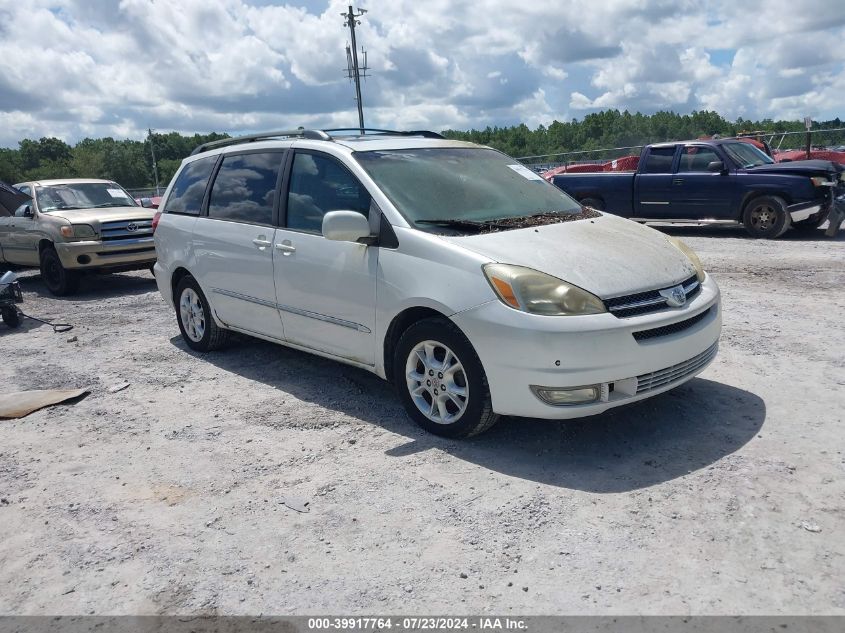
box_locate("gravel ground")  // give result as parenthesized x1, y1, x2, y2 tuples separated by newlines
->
(0, 225, 843, 615)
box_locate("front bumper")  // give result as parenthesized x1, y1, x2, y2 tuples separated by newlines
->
(788, 200, 825, 223)
(451, 273, 722, 419)
(55, 237, 156, 270)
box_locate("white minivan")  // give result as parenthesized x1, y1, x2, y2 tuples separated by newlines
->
(153, 129, 721, 437)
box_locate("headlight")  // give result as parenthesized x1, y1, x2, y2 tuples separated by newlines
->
(666, 235, 705, 283)
(482, 264, 606, 316)
(811, 176, 834, 187)
(60, 224, 96, 239)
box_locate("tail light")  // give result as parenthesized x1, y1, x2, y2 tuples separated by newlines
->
(152, 211, 162, 232)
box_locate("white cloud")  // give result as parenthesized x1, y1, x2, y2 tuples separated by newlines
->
(0, 0, 844, 147)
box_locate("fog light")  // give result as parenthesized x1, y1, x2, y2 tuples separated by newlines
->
(530, 384, 600, 406)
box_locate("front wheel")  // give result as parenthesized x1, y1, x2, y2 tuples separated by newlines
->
(1, 307, 21, 328)
(743, 195, 791, 239)
(393, 317, 499, 438)
(39, 247, 80, 296)
(175, 275, 228, 352)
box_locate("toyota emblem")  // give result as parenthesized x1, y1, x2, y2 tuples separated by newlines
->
(659, 284, 687, 308)
(126, 222, 138, 232)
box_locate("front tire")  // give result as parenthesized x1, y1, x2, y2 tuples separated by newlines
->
(175, 275, 228, 352)
(1, 307, 21, 328)
(393, 317, 499, 438)
(39, 247, 80, 296)
(743, 195, 791, 238)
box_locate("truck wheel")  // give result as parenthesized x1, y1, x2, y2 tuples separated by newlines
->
(792, 209, 830, 231)
(394, 317, 499, 438)
(743, 196, 791, 239)
(1, 307, 21, 328)
(580, 197, 605, 211)
(175, 275, 228, 352)
(39, 247, 80, 296)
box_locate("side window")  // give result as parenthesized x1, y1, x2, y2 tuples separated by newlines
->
(14, 203, 31, 217)
(164, 156, 217, 216)
(642, 147, 676, 174)
(286, 153, 371, 234)
(207, 152, 284, 225)
(17, 186, 31, 197)
(679, 146, 720, 172)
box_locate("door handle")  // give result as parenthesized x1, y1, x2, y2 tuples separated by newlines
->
(275, 240, 296, 255)
(673, 178, 684, 185)
(252, 237, 272, 248)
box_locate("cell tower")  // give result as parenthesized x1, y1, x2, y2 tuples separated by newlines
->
(341, 5, 369, 133)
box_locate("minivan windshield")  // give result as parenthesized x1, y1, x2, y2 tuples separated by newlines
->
(722, 142, 774, 168)
(354, 147, 583, 231)
(35, 182, 137, 211)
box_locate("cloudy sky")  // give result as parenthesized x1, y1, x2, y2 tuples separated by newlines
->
(1, 0, 844, 147)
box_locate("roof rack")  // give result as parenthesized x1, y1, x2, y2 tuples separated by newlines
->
(190, 129, 332, 155)
(322, 128, 445, 139)
(190, 127, 445, 155)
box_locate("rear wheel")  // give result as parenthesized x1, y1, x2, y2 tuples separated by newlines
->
(743, 195, 791, 239)
(1, 307, 21, 328)
(175, 275, 228, 352)
(39, 246, 80, 296)
(393, 317, 499, 438)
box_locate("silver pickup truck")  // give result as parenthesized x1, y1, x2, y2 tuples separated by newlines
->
(0, 179, 156, 295)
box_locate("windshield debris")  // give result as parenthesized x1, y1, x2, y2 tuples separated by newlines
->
(415, 208, 602, 234)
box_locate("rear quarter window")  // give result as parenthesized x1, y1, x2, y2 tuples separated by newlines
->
(642, 147, 676, 174)
(164, 156, 217, 215)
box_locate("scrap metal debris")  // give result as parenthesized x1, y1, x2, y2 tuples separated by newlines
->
(0, 388, 89, 419)
(279, 497, 311, 513)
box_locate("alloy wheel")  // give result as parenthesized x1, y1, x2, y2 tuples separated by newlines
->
(750, 205, 778, 231)
(405, 340, 469, 424)
(179, 288, 206, 342)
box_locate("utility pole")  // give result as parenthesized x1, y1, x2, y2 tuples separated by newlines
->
(342, 5, 369, 133)
(148, 128, 161, 196)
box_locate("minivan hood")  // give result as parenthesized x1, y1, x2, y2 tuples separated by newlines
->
(45, 206, 155, 225)
(441, 213, 696, 298)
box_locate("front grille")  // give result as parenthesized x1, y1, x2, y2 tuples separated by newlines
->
(636, 342, 718, 394)
(100, 219, 154, 241)
(633, 307, 712, 341)
(605, 275, 700, 318)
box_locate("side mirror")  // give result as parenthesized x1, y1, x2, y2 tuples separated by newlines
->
(322, 210, 372, 243)
(707, 161, 725, 173)
(19, 205, 33, 218)
(139, 198, 153, 208)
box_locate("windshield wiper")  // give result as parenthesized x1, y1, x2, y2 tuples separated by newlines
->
(414, 218, 504, 231)
(93, 202, 130, 208)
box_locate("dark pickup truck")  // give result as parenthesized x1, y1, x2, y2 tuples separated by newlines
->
(551, 139, 845, 238)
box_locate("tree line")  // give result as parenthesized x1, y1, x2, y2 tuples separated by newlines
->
(2, 110, 843, 188)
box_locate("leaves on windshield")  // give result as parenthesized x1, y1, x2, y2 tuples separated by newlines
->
(416, 208, 602, 234)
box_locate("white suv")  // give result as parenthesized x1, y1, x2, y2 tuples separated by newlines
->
(153, 129, 721, 437)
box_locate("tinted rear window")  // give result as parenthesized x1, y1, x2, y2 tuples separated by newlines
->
(643, 147, 676, 174)
(208, 152, 284, 225)
(164, 156, 217, 215)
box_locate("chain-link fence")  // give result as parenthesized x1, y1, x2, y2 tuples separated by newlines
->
(517, 127, 845, 173)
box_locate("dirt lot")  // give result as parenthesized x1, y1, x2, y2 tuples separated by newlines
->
(1, 226, 843, 615)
